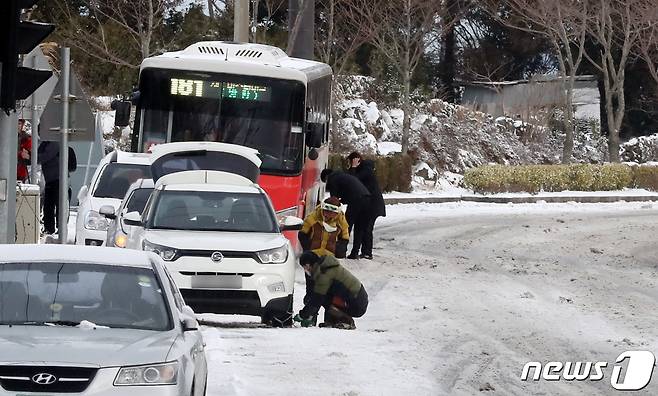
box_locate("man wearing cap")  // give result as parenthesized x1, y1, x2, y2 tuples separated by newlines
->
(293, 251, 369, 329)
(298, 196, 349, 258)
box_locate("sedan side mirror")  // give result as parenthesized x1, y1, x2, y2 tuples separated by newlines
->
(123, 211, 142, 227)
(181, 305, 198, 332)
(99, 205, 116, 220)
(280, 216, 304, 231)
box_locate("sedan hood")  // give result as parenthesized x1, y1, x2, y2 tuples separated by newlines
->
(0, 326, 177, 367)
(145, 230, 288, 252)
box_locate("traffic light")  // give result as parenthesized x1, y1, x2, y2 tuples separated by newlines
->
(0, 0, 54, 111)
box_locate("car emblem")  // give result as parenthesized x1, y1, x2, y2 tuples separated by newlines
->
(211, 251, 224, 263)
(32, 373, 57, 385)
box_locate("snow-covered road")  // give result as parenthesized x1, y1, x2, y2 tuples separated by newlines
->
(200, 202, 658, 395)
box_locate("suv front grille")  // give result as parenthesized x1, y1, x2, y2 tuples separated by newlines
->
(0, 365, 97, 393)
(176, 250, 258, 261)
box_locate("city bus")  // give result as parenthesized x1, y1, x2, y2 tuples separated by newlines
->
(130, 41, 332, 221)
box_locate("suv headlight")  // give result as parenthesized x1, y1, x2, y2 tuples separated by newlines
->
(143, 240, 178, 261)
(84, 210, 110, 231)
(114, 361, 178, 386)
(257, 245, 289, 264)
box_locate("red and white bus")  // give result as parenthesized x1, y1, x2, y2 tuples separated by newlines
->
(130, 41, 331, 220)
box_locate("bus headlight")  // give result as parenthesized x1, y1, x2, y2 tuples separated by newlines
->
(257, 245, 288, 264)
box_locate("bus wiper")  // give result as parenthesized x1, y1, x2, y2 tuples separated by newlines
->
(45, 320, 81, 327)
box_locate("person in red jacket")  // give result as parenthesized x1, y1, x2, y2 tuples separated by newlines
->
(17, 119, 31, 183)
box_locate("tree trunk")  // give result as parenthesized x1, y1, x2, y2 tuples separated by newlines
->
(401, 64, 411, 154)
(439, 0, 457, 102)
(562, 79, 575, 164)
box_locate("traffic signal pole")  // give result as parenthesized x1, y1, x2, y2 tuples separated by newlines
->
(0, 111, 18, 244)
(58, 48, 70, 244)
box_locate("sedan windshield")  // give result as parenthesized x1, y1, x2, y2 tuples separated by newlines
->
(93, 164, 152, 199)
(148, 190, 278, 233)
(0, 263, 171, 331)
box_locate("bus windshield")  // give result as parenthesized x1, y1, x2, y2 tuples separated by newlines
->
(137, 68, 306, 175)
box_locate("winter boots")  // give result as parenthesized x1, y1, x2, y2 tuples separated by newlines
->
(319, 305, 356, 330)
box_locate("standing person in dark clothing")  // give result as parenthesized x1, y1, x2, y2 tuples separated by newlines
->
(320, 169, 371, 260)
(38, 142, 77, 234)
(346, 152, 386, 260)
(293, 251, 369, 329)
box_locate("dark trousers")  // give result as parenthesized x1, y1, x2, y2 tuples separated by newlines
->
(322, 285, 369, 318)
(43, 181, 70, 234)
(345, 198, 369, 256)
(361, 213, 379, 256)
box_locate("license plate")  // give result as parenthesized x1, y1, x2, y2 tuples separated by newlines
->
(191, 275, 242, 289)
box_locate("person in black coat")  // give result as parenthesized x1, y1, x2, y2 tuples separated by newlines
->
(38, 141, 77, 234)
(320, 169, 371, 260)
(347, 152, 386, 259)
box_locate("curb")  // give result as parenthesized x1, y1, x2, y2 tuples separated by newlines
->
(384, 195, 658, 205)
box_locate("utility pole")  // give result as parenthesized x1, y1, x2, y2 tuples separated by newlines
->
(0, 109, 18, 244)
(57, 47, 70, 244)
(234, 0, 250, 43)
(30, 53, 40, 180)
(287, 0, 315, 60)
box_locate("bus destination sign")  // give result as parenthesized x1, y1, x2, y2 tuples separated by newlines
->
(170, 78, 271, 102)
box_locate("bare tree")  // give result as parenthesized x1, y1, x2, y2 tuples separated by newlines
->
(257, 0, 286, 42)
(348, 0, 444, 153)
(485, 0, 588, 164)
(315, 0, 373, 76)
(314, 0, 375, 151)
(53, 0, 181, 68)
(584, 0, 646, 162)
(635, 2, 658, 84)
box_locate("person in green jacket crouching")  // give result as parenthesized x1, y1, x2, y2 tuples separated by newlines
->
(294, 251, 369, 329)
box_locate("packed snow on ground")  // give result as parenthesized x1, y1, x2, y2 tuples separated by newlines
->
(198, 201, 658, 395)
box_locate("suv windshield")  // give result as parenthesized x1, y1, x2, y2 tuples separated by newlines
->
(94, 164, 152, 199)
(0, 263, 171, 331)
(148, 190, 278, 233)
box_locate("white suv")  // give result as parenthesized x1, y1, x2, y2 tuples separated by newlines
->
(75, 151, 151, 246)
(125, 142, 302, 326)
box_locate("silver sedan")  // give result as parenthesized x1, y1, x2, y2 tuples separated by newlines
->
(0, 245, 207, 395)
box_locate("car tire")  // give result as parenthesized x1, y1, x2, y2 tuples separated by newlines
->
(261, 298, 294, 327)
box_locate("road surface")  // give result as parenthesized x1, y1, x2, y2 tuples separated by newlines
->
(200, 202, 658, 395)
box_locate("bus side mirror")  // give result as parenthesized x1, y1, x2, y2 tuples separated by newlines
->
(305, 123, 323, 148)
(111, 100, 132, 127)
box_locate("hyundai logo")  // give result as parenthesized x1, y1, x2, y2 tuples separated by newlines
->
(32, 373, 57, 385)
(211, 251, 224, 263)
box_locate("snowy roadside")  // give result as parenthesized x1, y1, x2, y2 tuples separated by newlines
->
(198, 201, 658, 395)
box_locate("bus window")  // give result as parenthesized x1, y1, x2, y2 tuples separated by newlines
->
(137, 68, 305, 175)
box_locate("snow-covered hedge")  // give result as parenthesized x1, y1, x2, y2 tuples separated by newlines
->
(328, 153, 413, 193)
(463, 164, 640, 194)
